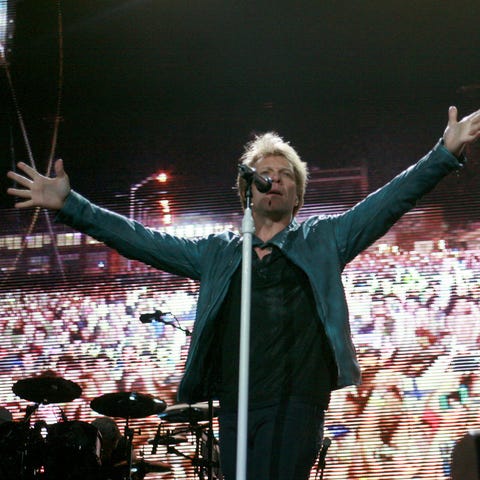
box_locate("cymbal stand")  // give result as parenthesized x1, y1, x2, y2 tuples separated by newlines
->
(205, 399, 215, 480)
(22, 403, 39, 424)
(314, 437, 331, 480)
(193, 413, 219, 480)
(151, 422, 163, 455)
(174, 425, 207, 480)
(58, 406, 69, 422)
(17, 403, 40, 480)
(123, 417, 135, 480)
(162, 423, 201, 475)
(166, 442, 193, 473)
(192, 424, 204, 479)
(165, 423, 216, 480)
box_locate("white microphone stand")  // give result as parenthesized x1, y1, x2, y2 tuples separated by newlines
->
(236, 179, 255, 480)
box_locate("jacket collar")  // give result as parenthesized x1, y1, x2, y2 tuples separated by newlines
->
(250, 218, 300, 250)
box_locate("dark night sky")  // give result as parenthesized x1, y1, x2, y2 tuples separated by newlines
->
(1, 0, 480, 207)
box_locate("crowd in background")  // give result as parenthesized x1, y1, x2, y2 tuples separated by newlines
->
(0, 242, 479, 479)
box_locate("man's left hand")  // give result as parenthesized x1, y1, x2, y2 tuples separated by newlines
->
(443, 106, 480, 157)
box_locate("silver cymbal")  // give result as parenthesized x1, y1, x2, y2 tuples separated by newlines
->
(91, 392, 166, 419)
(159, 401, 219, 424)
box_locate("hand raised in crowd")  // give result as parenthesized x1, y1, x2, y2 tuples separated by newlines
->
(6, 159, 71, 210)
(443, 106, 480, 157)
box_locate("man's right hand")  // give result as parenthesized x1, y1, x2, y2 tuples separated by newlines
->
(6, 159, 71, 210)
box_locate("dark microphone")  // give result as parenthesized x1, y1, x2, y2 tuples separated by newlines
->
(238, 164, 272, 193)
(139, 311, 192, 336)
(318, 437, 331, 469)
(139, 310, 167, 324)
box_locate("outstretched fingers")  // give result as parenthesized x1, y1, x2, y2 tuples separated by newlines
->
(7, 159, 70, 210)
(6, 180, 35, 209)
(15, 161, 39, 178)
(7, 187, 31, 199)
(464, 109, 480, 141)
(6, 187, 35, 209)
(6, 163, 42, 209)
(14, 199, 36, 209)
(6, 170, 34, 189)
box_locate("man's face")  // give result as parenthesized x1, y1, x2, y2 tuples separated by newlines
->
(251, 155, 298, 222)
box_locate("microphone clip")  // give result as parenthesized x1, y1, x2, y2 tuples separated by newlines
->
(238, 164, 272, 193)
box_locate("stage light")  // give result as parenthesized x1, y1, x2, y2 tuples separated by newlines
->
(156, 172, 168, 183)
(159, 199, 170, 212)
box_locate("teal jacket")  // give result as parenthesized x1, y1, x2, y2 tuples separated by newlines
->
(57, 141, 463, 403)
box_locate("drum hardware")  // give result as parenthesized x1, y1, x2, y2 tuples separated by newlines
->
(44, 420, 102, 480)
(90, 392, 167, 480)
(0, 420, 45, 480)
(23, 403, 40, 424)
(164, 424, 222, 480)
(204, 399, 217, 480)
(150, 422, 162, 455)
(5, 379, 177, 480)
(160, 399, 222, 480)
(191, 456, 221, 470)
(125, 420, 136, 480)
(5, 378, 223, 479)
(150, 421, 190, 455)
(113, 458, 171, 475)
(149, 430, 188, 449)
(1, 375, 86, 480)
(159, 401, 219, 424)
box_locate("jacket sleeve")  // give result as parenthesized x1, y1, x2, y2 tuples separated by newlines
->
(333, 140, 464, 266)
(56, 190, 206, 279)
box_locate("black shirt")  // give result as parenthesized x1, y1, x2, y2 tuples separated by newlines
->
(216, 243, 335, 411)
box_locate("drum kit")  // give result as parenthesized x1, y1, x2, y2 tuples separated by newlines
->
(0, 374, 222, 480)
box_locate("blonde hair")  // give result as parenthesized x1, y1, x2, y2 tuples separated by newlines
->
(237, 132, 308, 216)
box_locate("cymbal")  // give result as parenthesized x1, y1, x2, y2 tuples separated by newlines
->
(13, 376, 82, 404)
(90, 392, 166, 419)
(159, 401, 219, 424)
(114, 458, 171, 473)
